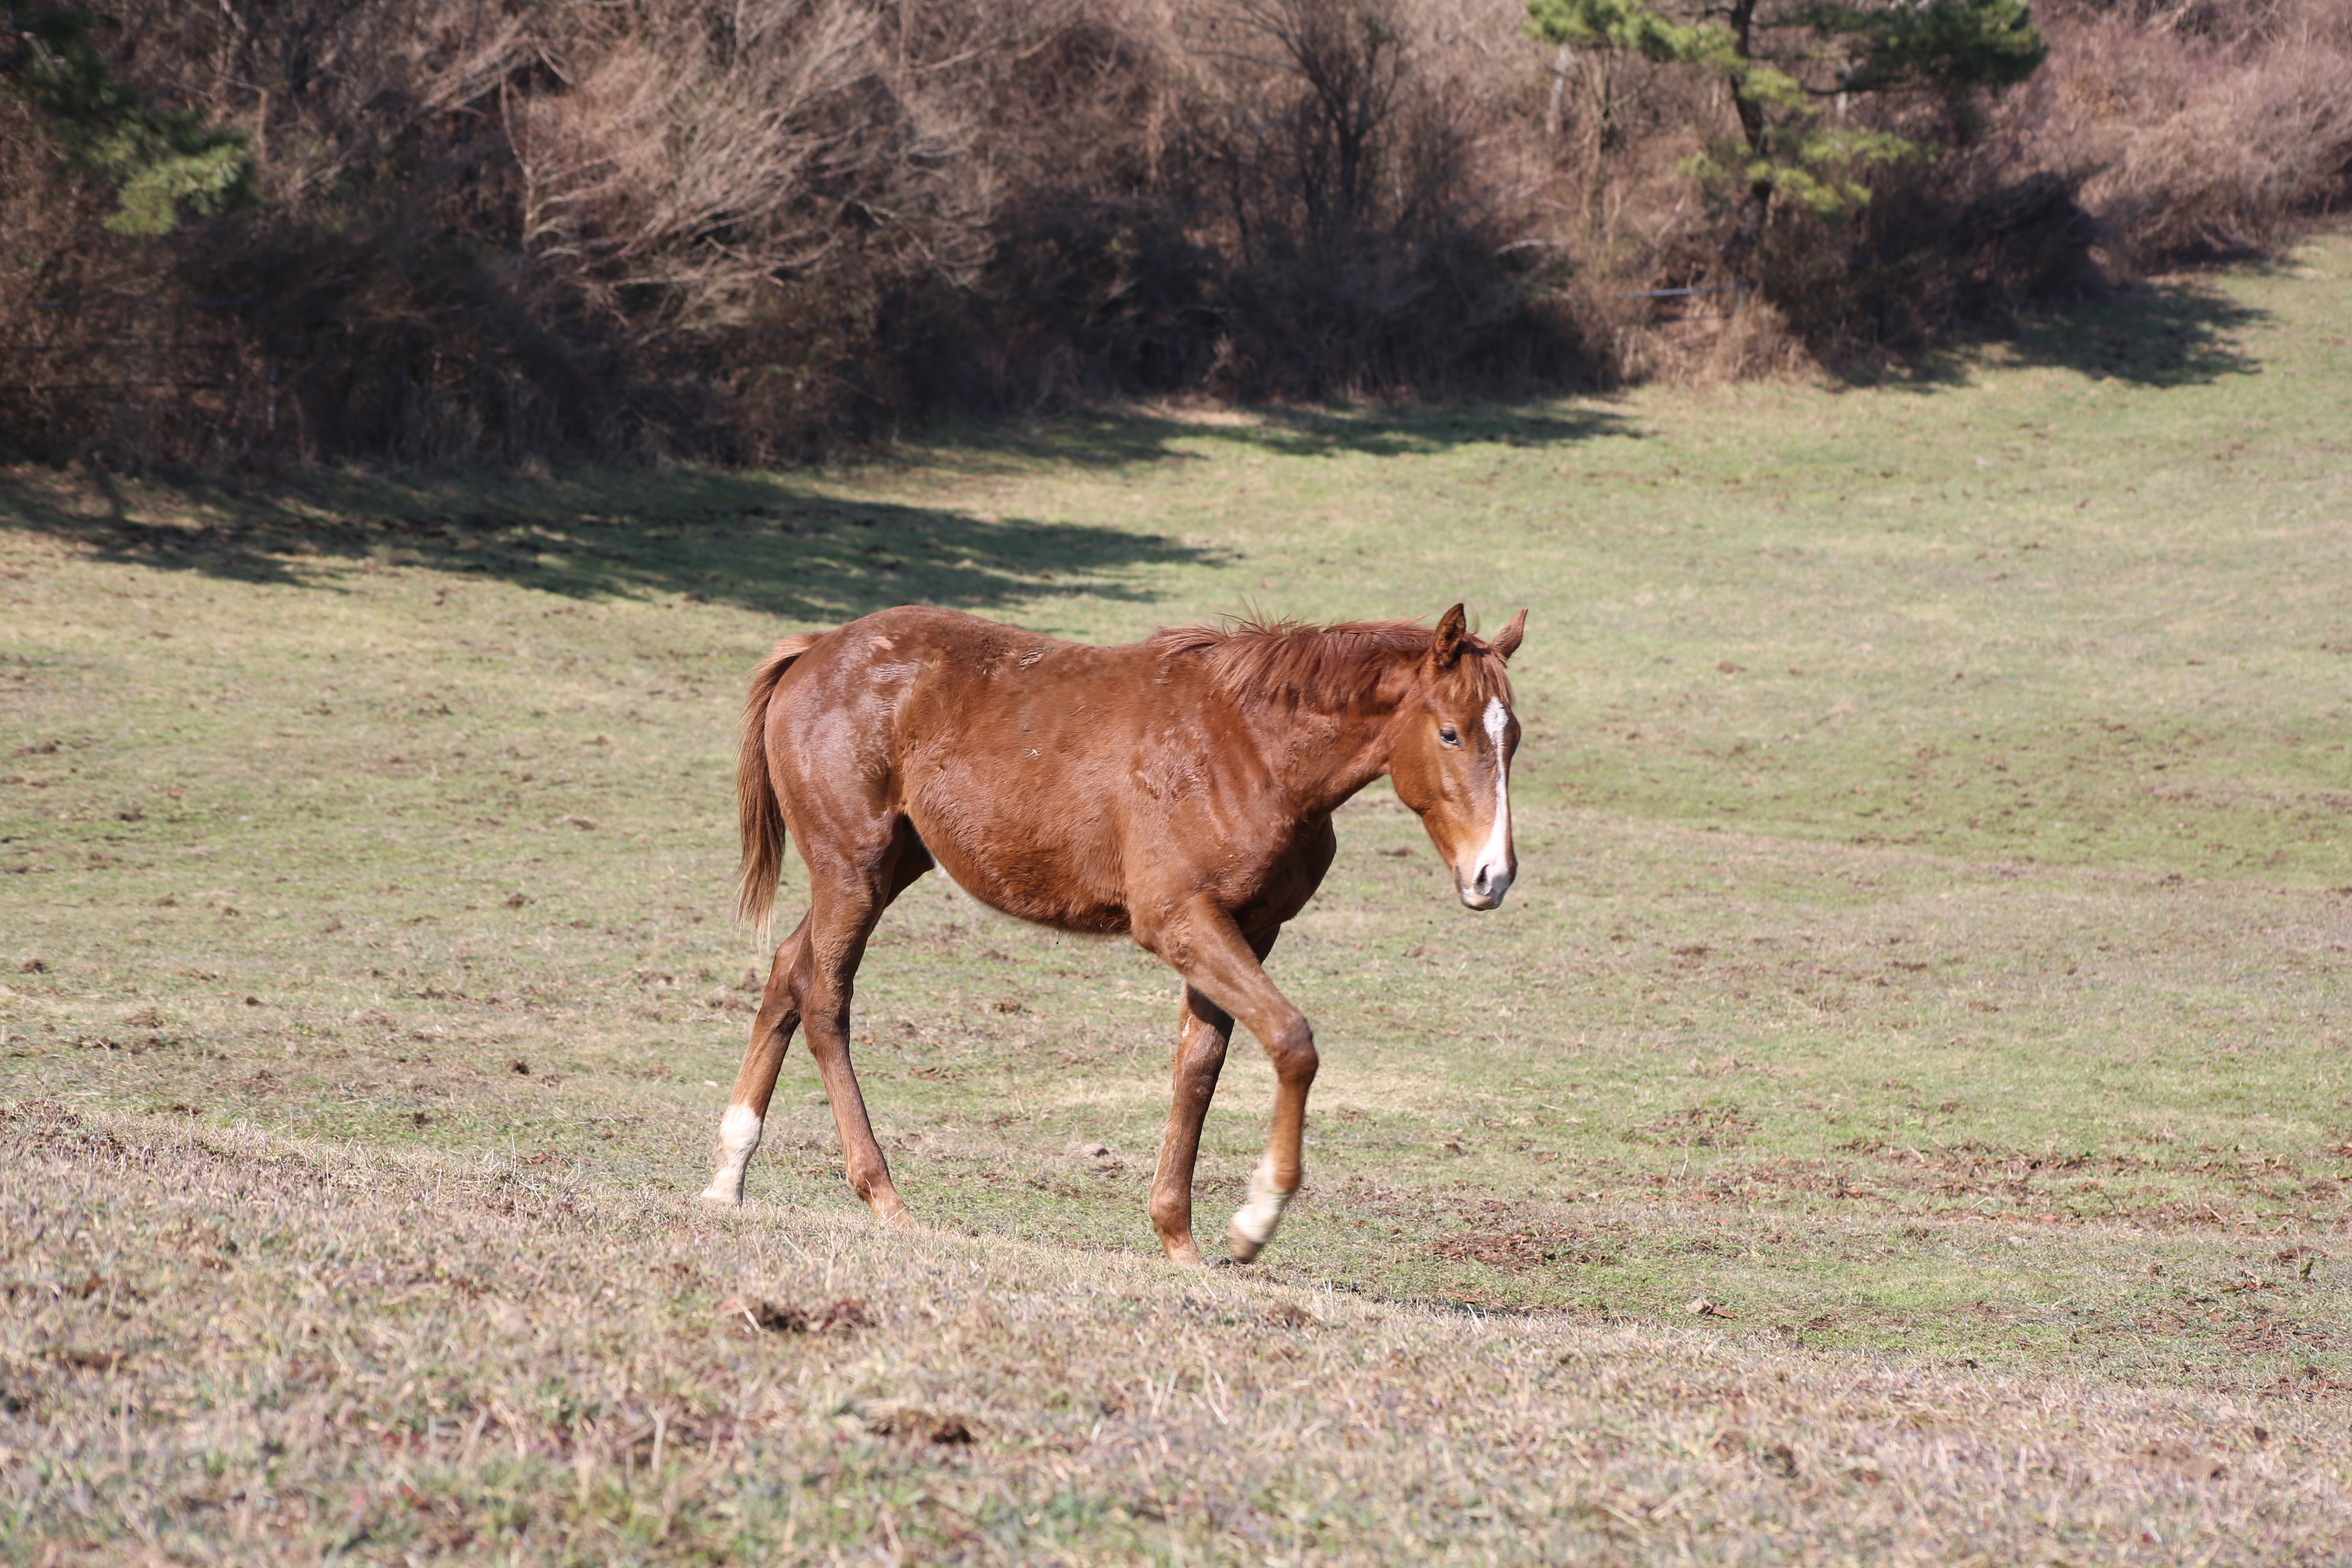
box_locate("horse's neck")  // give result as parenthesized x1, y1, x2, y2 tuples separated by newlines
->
(1248, 699, 1398, 819)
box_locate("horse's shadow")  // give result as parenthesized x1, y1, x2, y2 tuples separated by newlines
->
(0, 463, 1225, 621)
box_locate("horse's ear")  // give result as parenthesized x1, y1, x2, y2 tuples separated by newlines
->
(1430, 604, 1468, 666)
(1490, 608, 1527, 663)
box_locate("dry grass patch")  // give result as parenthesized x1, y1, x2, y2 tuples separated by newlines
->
(7, 1100, 2350, 1565)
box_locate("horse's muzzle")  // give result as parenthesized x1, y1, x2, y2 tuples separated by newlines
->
(1458, 860, 1512, 910)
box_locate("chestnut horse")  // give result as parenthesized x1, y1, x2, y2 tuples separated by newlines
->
(700, 602, 1526, 1265)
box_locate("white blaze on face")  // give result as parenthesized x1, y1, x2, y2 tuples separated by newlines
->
(1463, 696, 1514, 906)
(701, 1102, 764, 1205)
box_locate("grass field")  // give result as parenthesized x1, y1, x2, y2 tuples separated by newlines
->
(4, 236, 2350, 1563)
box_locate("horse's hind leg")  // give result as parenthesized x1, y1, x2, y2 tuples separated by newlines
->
(701, 914, 811, 1206)
(799, 821, 931, 1227)
(701, 824, 931, 1211)
(1148, 985, 1232, 1266)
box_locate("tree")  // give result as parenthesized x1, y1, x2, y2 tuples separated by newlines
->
(1525, 0, 2045, 268)
(3, 7, 256, 236)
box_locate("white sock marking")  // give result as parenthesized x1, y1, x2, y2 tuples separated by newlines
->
(1230, 1154, 1293, 1254)
(702, 1103, 764, 1204)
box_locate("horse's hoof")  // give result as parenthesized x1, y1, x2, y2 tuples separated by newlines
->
(876, 1203, 916, 1232)
(1161, 1237, 1206, 1268)
(699, 1185, 742, 1208)
(1225, 1221, 1268, 1264)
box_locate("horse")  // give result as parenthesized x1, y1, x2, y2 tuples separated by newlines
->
(699, 601, 1526, 1265)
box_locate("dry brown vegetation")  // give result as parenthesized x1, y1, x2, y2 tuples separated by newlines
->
(9, 1100, 2348, 1564)
(2050, 0, 2352, 263)
(2, 0, 2350, 456)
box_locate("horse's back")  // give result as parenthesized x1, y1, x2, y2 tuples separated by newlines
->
(768, 605, 1153, 739)
(763, 607, 1175, 931)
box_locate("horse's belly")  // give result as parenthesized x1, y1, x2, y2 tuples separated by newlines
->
(904, 792, 1130, 936)
(928, 849, 1131, 936)
(889, 644, 1155, 935)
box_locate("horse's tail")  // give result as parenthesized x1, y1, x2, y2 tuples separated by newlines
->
(736, 630, 824, 939)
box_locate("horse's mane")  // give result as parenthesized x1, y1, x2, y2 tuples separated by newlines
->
(1147, 615, 1512, 712)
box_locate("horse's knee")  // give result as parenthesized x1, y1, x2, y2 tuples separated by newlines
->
(752, 980, 802, 1038)
(794, 974, 853, 1039)
(1265, 1017, 1317, 1085)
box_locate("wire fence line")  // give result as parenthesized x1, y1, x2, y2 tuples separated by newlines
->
(1, 296, 287, 459)
(1578, 279, 1755, 325)
(1, 298, 268, 399)
(1588, 282, 1748, 300)
(25, 299, 269, 309)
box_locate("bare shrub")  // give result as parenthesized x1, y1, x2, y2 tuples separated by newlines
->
(3, 0, 2347, 465)
(1170, 0, 1587, 400)
(2054, 0, 2352, 263)
(500, 0, 1000, 334)
(1, 0, 1177, 463)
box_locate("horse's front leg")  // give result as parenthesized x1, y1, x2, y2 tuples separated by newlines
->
(1149, 931, 1281, 1265)
(1146, 903, 1314, 1263)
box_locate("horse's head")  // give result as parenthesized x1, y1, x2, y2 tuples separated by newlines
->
(1388, 604, 1526, 911)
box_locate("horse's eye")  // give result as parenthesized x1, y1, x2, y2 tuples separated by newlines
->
(1439, 726, 1461, 747)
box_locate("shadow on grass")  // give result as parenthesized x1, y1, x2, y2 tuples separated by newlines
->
(1843, 276, 2270, 393)
(0, 463, 1228, 622)
(0, 399, 1637, 611)
(903, 401, 1639, 473)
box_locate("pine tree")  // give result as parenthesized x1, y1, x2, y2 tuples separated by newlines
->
(1526, 0, 2045, 267)
(4, 7, 256, 236)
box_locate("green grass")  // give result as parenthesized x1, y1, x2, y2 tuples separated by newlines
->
(4, 239, 2350, 1562)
